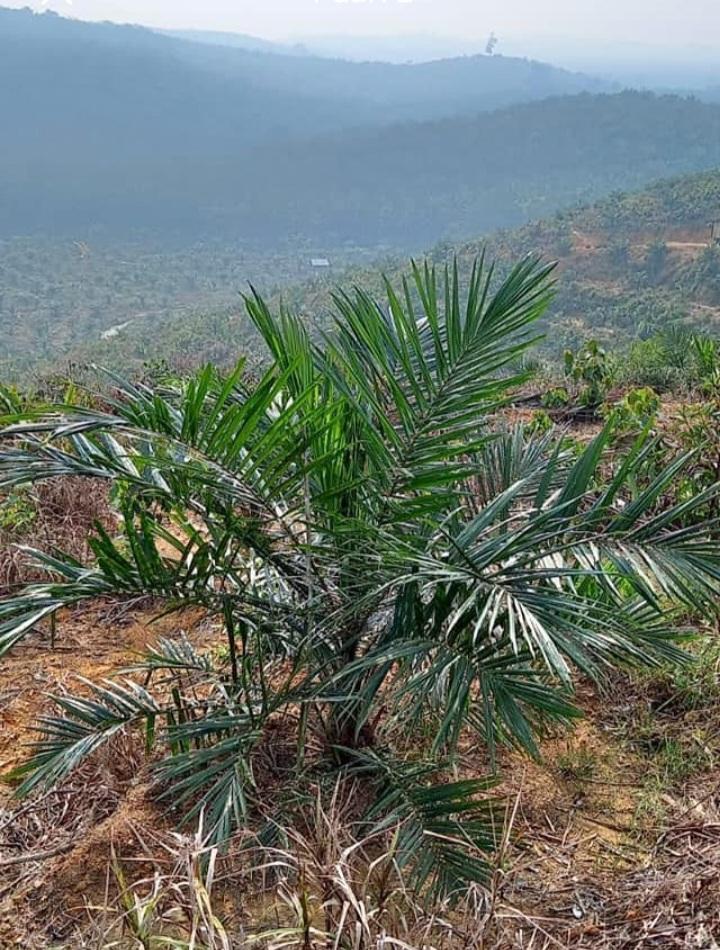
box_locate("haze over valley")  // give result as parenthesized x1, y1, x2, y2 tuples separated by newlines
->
(2, 3, 720, 379)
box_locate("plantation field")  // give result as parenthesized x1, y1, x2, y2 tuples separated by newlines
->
(4, 168, 720, 381)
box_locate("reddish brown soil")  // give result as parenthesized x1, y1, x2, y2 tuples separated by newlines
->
(0, 602, 214, 946)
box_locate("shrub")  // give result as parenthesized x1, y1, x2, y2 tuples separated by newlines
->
(564, 340, 612, 407)
(602, 387, 661, 433)
(541, 387, 570, 409)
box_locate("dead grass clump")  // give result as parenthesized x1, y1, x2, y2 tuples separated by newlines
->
(0, 735, 149, 940)
(603, 823, 720, 948)
(0, 477, 114, 594)
(488, 816, 720, 948)
(11, 778, 502, 948)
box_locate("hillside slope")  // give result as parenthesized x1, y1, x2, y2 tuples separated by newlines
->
(459, 168, 720, 350)
(11, 7, 720, 248)
(4, 170, 720, 380)
(40, 168, 719, 375)
(288, 168, 720, 352)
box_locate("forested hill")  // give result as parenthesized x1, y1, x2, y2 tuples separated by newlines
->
(213, 92, 720, 248)
(0, 6, 607, 156)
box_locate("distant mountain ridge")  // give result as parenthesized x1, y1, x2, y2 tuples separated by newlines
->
(161, 28, 487, 63)
(160, 28, 296, 56)
(3, 7, 720, 251)
(1, 7, 611, 133)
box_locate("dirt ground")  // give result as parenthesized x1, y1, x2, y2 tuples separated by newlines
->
(0, 602, 216, 947)
(1, 594, 719, 948)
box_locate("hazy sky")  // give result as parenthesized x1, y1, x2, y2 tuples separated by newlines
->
(8, 0, 720, 48)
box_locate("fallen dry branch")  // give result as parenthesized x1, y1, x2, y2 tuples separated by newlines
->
(0, 840, 76, 868)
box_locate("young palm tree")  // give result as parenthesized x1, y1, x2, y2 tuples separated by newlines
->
(2, 256, 719, 899)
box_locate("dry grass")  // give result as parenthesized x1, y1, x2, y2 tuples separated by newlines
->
(3, 649, 720, 947)
(0, 477, 113, 595)
(20, 775, 720, 949)
(496, 809, 720, 948)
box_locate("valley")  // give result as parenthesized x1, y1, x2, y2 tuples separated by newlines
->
(5, 167, 719, 381)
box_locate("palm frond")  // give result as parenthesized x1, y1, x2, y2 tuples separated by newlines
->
(352, 752, 498, 903)
(8, 678, 160, 796)
(319, 257, 556, 516)
(156, 719, 261, 847)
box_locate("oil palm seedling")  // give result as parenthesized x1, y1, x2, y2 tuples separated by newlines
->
(2, 256, 720, 902)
